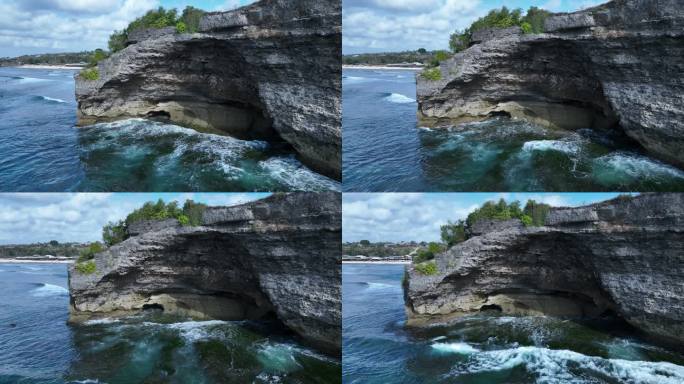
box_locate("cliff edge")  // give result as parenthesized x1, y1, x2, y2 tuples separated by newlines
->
(76, 0, 341, 179)
(416, 0, 684, 168)
(68, 192, 342, 356)
(405, 193, 684, 347)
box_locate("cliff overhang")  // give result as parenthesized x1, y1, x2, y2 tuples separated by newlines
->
(416, 0, 684, 168)
(75, 0, 341, 179)
(68, 192, 342, 356)
(404, 193, 684, 348)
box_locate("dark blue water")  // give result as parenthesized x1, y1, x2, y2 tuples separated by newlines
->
(342, 263, 684, 383)
(0, 67, 339, 192)
(342, 69, 684, 192)
(0, 263, 340, 383)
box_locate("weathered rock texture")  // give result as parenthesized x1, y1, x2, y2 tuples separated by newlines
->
(405, 193, 684, 346)
(417, 0, 684, 168)
(76, 0, 342, 179)
(68, 192, 342, 355)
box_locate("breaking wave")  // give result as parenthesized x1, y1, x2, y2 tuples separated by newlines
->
(31, 283, 68, 297)
(383, 93, 415, 104)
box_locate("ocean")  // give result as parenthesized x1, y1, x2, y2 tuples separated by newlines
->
(0, 67, 339, 192)
(342, 68, 684, 192)
(342, 263, 684, 383)
(0, 263, 341, 384)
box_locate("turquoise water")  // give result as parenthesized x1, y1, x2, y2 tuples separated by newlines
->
(0, 67, 339, 192)
(342, 264, 684, 383)
(0, 263, 341, 384)
(342, 69, 684, 192)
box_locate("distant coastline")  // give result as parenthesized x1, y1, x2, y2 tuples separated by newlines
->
(0, 258, 74, 264)
(17, 64, 83, 70)
(343, 65, 422, 71)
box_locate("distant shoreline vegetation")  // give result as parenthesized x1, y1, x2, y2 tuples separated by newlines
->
(0, 241, 89, 258)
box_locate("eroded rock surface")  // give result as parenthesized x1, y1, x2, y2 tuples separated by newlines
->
(76, 0, 341, 179)
(417, 0, 684, 168)
(68, 192, 341, 355)
(405, 193, 684, 346)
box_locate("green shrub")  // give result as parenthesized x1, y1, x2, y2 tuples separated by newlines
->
(180, 6, 205, 33)
(87, 49, 108, 67)
(413, 249, 434, 263)
(77, 242, 104, 263)
(75, 260, 97, 274)
(176, 21, 187, 33)
(415, 262, 438, 276)
(521, 214, 533, 227)
(103, 220, 127, 247)
(108, 30, 127, 53)
(80, 68, 99, 80)
(177, 214, 190, 226)
(421, 67, 441, 81)
(521, 22, 533, 34)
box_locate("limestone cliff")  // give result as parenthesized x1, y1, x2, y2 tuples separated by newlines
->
(76, 0, 341, 179)
(68, 192, 341, 356)
(405, 193, 684, 347)
(417, 0, 684, 168)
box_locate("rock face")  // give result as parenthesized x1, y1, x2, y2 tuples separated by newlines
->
(76, 0, 342, 179)
(68, 192, 342, 355)
(405, 193, 684, 346)
(417, 0, 684, 168)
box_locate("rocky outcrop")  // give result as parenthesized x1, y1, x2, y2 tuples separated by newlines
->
(405, 193, 684, 346)
(68, 192, 341, 355)
(76, 0, 341, 179)
(417, 0, 684, 168)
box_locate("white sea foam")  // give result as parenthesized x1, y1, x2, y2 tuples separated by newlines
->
(432, 342, 480, 354)
(258, 156, 341, 191)
(18, 77, 49, 83)
(84, 318, 121, 325)
(343, 76, 368, 82)
(522, 140, 581, 155)
(40, 96, 67, 103)
(383, 93, 415, 104)
(365, 282, 395, 290)
(449, 346, 684, 384)
(164, 320, 229, 342)
(594, 152, 684, 179)
(31, 283, 68, 297)
(256, 343, 303, 373)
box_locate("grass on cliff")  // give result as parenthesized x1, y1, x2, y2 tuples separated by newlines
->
(421, 67, 442, 81)
(80, 68, 99, 81)
(77, 242, 104, 263)
(75, 260, 97, 274)
(415, 261, 438, 276)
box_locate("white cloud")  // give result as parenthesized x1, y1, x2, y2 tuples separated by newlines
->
(0, 193, 265, 245)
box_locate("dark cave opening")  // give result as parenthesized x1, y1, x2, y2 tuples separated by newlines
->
(480, 304, 503, 312)
(142, 303, 165, 312)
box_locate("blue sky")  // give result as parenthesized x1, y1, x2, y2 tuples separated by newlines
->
(0, 0, 254, 57)
(343, 193, 632, 243)
(343, 0, 606, 54)
(0, 193, 268, 244)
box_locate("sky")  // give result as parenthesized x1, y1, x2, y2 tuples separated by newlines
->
(343, 0, 606, 54)
(343, 193, 632, 243)
(0, 193, 269, 245)
(0, 0, 255, 57)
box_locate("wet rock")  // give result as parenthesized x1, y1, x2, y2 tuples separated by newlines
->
(68, 192, 342, 355)
(405, 193, 684, 347)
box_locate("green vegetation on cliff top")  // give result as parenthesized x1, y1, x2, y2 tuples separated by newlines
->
(450, 6, 551, 52)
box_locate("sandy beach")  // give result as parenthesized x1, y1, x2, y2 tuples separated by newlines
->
(0, 258, 75, 264)
(343, 65, 422, 71)
(18, 64, 83, 70)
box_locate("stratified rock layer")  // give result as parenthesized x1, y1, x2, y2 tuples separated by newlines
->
(68, 192, 341, 355)
(405, 194, 684, 346)
(417, 0, 684, 168)
(76, 0, 341, 179)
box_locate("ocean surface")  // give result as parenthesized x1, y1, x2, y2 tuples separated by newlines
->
(0, 67, 339, 192)
(0, 263, 341, 384)
(342, 263, 684, 383)
(342, 68, 684, 192)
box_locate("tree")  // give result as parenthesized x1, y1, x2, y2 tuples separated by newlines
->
(440, 220, 466, 247)
(417, 48, 427, 54)
(49, 240, 59, 246)
(360, 240, 371, 246)
(180, 6, 205, 33)
(108, 30, 127, 53)
(102, 220, 127, 246)
(522, 7, 552, 34)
